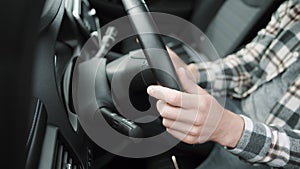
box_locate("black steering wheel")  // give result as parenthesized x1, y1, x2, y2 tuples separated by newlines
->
(96, 0, 184, 138)
(92, 0, 213, 156)
(122, 0, 183, 91)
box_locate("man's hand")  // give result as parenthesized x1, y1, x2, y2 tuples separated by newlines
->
(147, 68, 244, 148)
(167, 48, 199, 83)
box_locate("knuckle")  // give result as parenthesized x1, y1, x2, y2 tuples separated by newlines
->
(199, 97, 211, 112)
(189, 126, 200, 136)
(200, 99, 208, 109)
(194, 115, 203, 126)
(170, 93, 181, 105)
(161, 106, 175, 119)
(156, 101, 167, 116)
(185, 136, 197, 144)
(161, 107, 170, 118)
(160, 110, 168, 118)
(193, 110, 203, 126)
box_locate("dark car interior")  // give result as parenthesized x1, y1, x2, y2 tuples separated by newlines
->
(1, 0, 286, 169)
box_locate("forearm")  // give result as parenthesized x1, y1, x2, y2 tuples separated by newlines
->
(191, 25, 276, 97)
(193, 55, 254, 97)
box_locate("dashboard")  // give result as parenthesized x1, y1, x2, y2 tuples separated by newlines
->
(26, 0, 101, 169)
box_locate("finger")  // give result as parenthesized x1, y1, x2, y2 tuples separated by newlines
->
(147, 85, 198, 108)
(166, 47, 186, 66)
(156, 100, 203, 125)
(167, 47, 180, 60)
(162, 118, 201, 136)
(177, 68, 208, 95)
(166, 128, 198, 144)
(166, 47, 174, 55)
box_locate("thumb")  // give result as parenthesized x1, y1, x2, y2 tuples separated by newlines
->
(177, 67, 207, 95)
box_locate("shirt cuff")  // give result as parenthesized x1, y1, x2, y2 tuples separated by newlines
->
(227, 115, 272, 163)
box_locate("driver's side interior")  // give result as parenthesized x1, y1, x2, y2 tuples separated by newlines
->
(9, 0, 285, 169)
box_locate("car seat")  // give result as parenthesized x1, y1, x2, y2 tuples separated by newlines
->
(121, 0, 285, 61)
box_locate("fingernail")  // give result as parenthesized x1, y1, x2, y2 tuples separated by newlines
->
(147, 86, 154, 95)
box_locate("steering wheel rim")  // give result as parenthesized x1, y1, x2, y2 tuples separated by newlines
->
(122, 0, 183, 91)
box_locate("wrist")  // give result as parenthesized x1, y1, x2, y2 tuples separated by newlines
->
(212, 110, 244, 148)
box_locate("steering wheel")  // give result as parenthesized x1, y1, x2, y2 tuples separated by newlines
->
(96, 0, 184, 138)
(90, 0, 213, 157)
(122, 0, 183, 91)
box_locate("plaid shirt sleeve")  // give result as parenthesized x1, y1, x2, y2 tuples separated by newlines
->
(194, 0, 300, 168)
(195, 0, 300, 98)
(228, 77, 300, 168)
(195, 26, 275, 97)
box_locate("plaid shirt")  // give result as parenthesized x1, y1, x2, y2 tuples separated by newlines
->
(195, 0, 300, 168)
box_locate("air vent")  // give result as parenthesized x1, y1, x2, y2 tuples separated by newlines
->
(55, 138, 82, 169)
